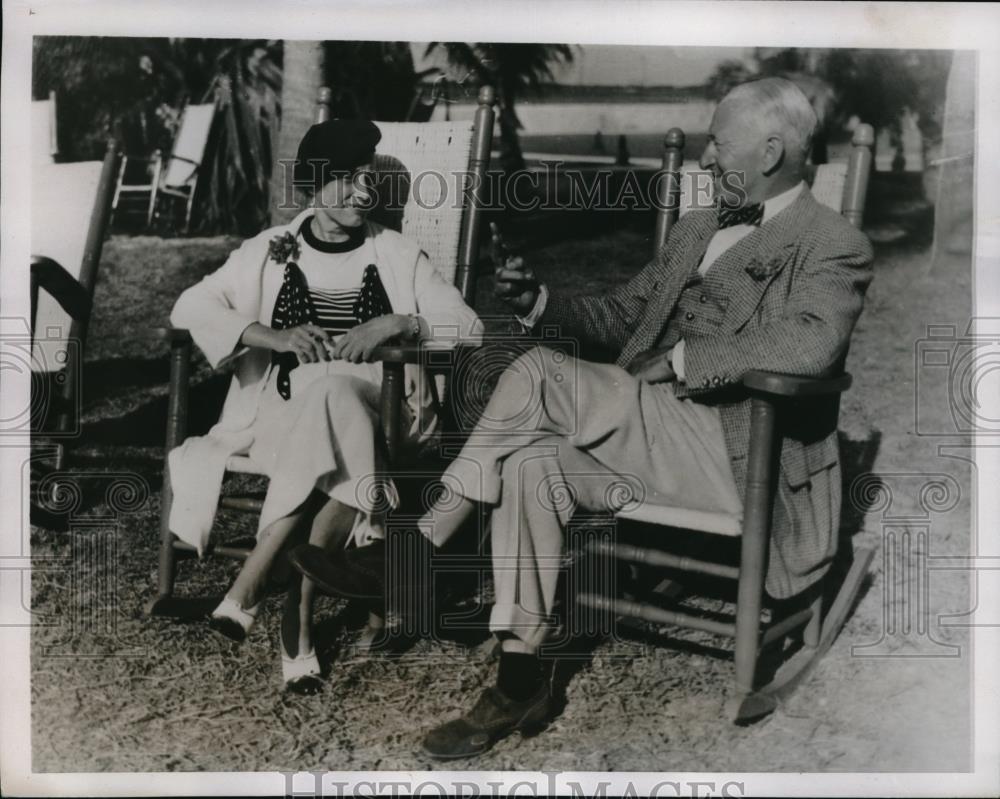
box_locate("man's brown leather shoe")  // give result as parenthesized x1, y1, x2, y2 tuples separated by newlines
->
(421, 684, 552, 760)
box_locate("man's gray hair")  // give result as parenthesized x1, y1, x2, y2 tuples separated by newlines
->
(725, 77, 818, 161)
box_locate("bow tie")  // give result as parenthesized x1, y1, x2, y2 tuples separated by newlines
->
(717, 202, 764, 230)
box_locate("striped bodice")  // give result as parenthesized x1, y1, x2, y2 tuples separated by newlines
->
(308, 287, 362, 336)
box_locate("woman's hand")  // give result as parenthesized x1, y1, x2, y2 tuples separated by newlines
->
(270, 324, 332, 363)
(239, 322, 332, 362)
(330, 314, 411, 363)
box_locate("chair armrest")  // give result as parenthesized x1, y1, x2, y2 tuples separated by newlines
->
(147, 326, 194, 345)
(370, 343, 467, 372)
(31, 255, 91, 321)
(147, 327, 253, 372)
(743, 370, 852, 397)
(370, 344, 424, 364)
(372, 343, 480, 461)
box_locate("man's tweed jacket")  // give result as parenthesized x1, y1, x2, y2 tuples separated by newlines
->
(541, 188, 874, 598)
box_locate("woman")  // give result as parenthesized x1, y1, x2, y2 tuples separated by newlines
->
(167, 118, 482, 692)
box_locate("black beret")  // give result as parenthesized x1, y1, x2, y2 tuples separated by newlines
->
(292, 119, 382, 190)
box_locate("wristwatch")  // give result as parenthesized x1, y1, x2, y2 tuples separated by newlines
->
(406, 314, 422, 341)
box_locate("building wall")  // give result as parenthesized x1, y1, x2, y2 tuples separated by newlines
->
(432, 99, 715, 138)
(410, 43, 752, 88)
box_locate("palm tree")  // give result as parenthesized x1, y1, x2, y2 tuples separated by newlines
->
(269, 41, 326, 225)
(198, 40, 282, 233)
(710, 48, 953, 166)
(425, 43, 574, 173)
(323, 41, 420, 121)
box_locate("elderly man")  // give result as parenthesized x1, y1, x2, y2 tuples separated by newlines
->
(291, 77, 874, 758)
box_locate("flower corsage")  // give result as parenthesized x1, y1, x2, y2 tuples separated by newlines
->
(745, 253, 789, 281)
(268, 231, 301, 265)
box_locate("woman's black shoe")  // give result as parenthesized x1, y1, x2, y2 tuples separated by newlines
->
(284, 674, 324, 696)
(207, 615, 249, 643)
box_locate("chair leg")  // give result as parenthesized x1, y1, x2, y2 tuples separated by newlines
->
(52, 441, 65, 471)
(802, 591, 824, 649)
(31, 270, 40, 334)
(146, 151, 162, 229)
(148, 334, 191, 616)
(730, 522, 772, 723)
(149, 469, 179, 611)
(355, 609, 387, 653)
(110, 155, 127, 229)
(32, 442, 69, 512)
(184, 178, 198, 234)
(146, 190, 158, 229)
(380, 361, 406, 462)
(729, 396, 779, 724)
(47, 442, 67, 508)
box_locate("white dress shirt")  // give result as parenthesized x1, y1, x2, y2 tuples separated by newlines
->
(519, 181, 806, 381)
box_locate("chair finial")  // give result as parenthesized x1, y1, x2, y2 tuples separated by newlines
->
(478, 85, 496, 106)
(317, 87, 332, 104)
(852, 123, 874, 148)
(664, 128, 685, 151)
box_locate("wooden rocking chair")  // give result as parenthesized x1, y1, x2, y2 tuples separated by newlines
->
(30, 141, 121, 487)
(373, 122, 878, 715)
(570, 123, 877, 723)
(32, 90, 59, 165)
(148, 86, 497, 624)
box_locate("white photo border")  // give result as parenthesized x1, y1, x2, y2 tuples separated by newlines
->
(3, 1, 999, 796)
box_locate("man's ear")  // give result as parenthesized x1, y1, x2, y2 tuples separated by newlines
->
(761, 134, 786, 175)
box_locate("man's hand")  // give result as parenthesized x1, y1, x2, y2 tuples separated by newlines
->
(493, 255, 540, 316)
(626, 347, 676, 384)
(330, 314, 409, 363)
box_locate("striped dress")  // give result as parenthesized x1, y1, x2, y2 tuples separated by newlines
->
(248, 219, 402, 545)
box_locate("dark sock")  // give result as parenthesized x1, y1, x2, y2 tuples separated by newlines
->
(497, 652, 545, 701)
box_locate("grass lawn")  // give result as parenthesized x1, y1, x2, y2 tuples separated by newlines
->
(29, 187, 975, 773)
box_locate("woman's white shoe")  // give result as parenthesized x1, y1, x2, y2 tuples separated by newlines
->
(281, 648, 323, 695)
(208, 596, 259, 643)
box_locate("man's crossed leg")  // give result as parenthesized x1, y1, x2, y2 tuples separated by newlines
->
(290, 345, 741, 757)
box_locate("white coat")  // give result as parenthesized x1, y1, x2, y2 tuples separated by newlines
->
(167, 211, 483, 554)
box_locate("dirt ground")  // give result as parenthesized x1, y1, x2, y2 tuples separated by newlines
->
(29, 190, 975, 773)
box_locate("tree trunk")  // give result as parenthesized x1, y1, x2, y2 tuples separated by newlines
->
(270, 40, 326, 225)
(496, 80, 526, 174)
(497, 106, 526, 174)
(930, 50, 973, 266)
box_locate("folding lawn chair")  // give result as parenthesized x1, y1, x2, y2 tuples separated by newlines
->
(570, 122, 877, 723)
(32, 90, 59, 165)
(31, 141, 121, 477)
(111, 102, 215, 232)
(148, 86, 497, 626)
